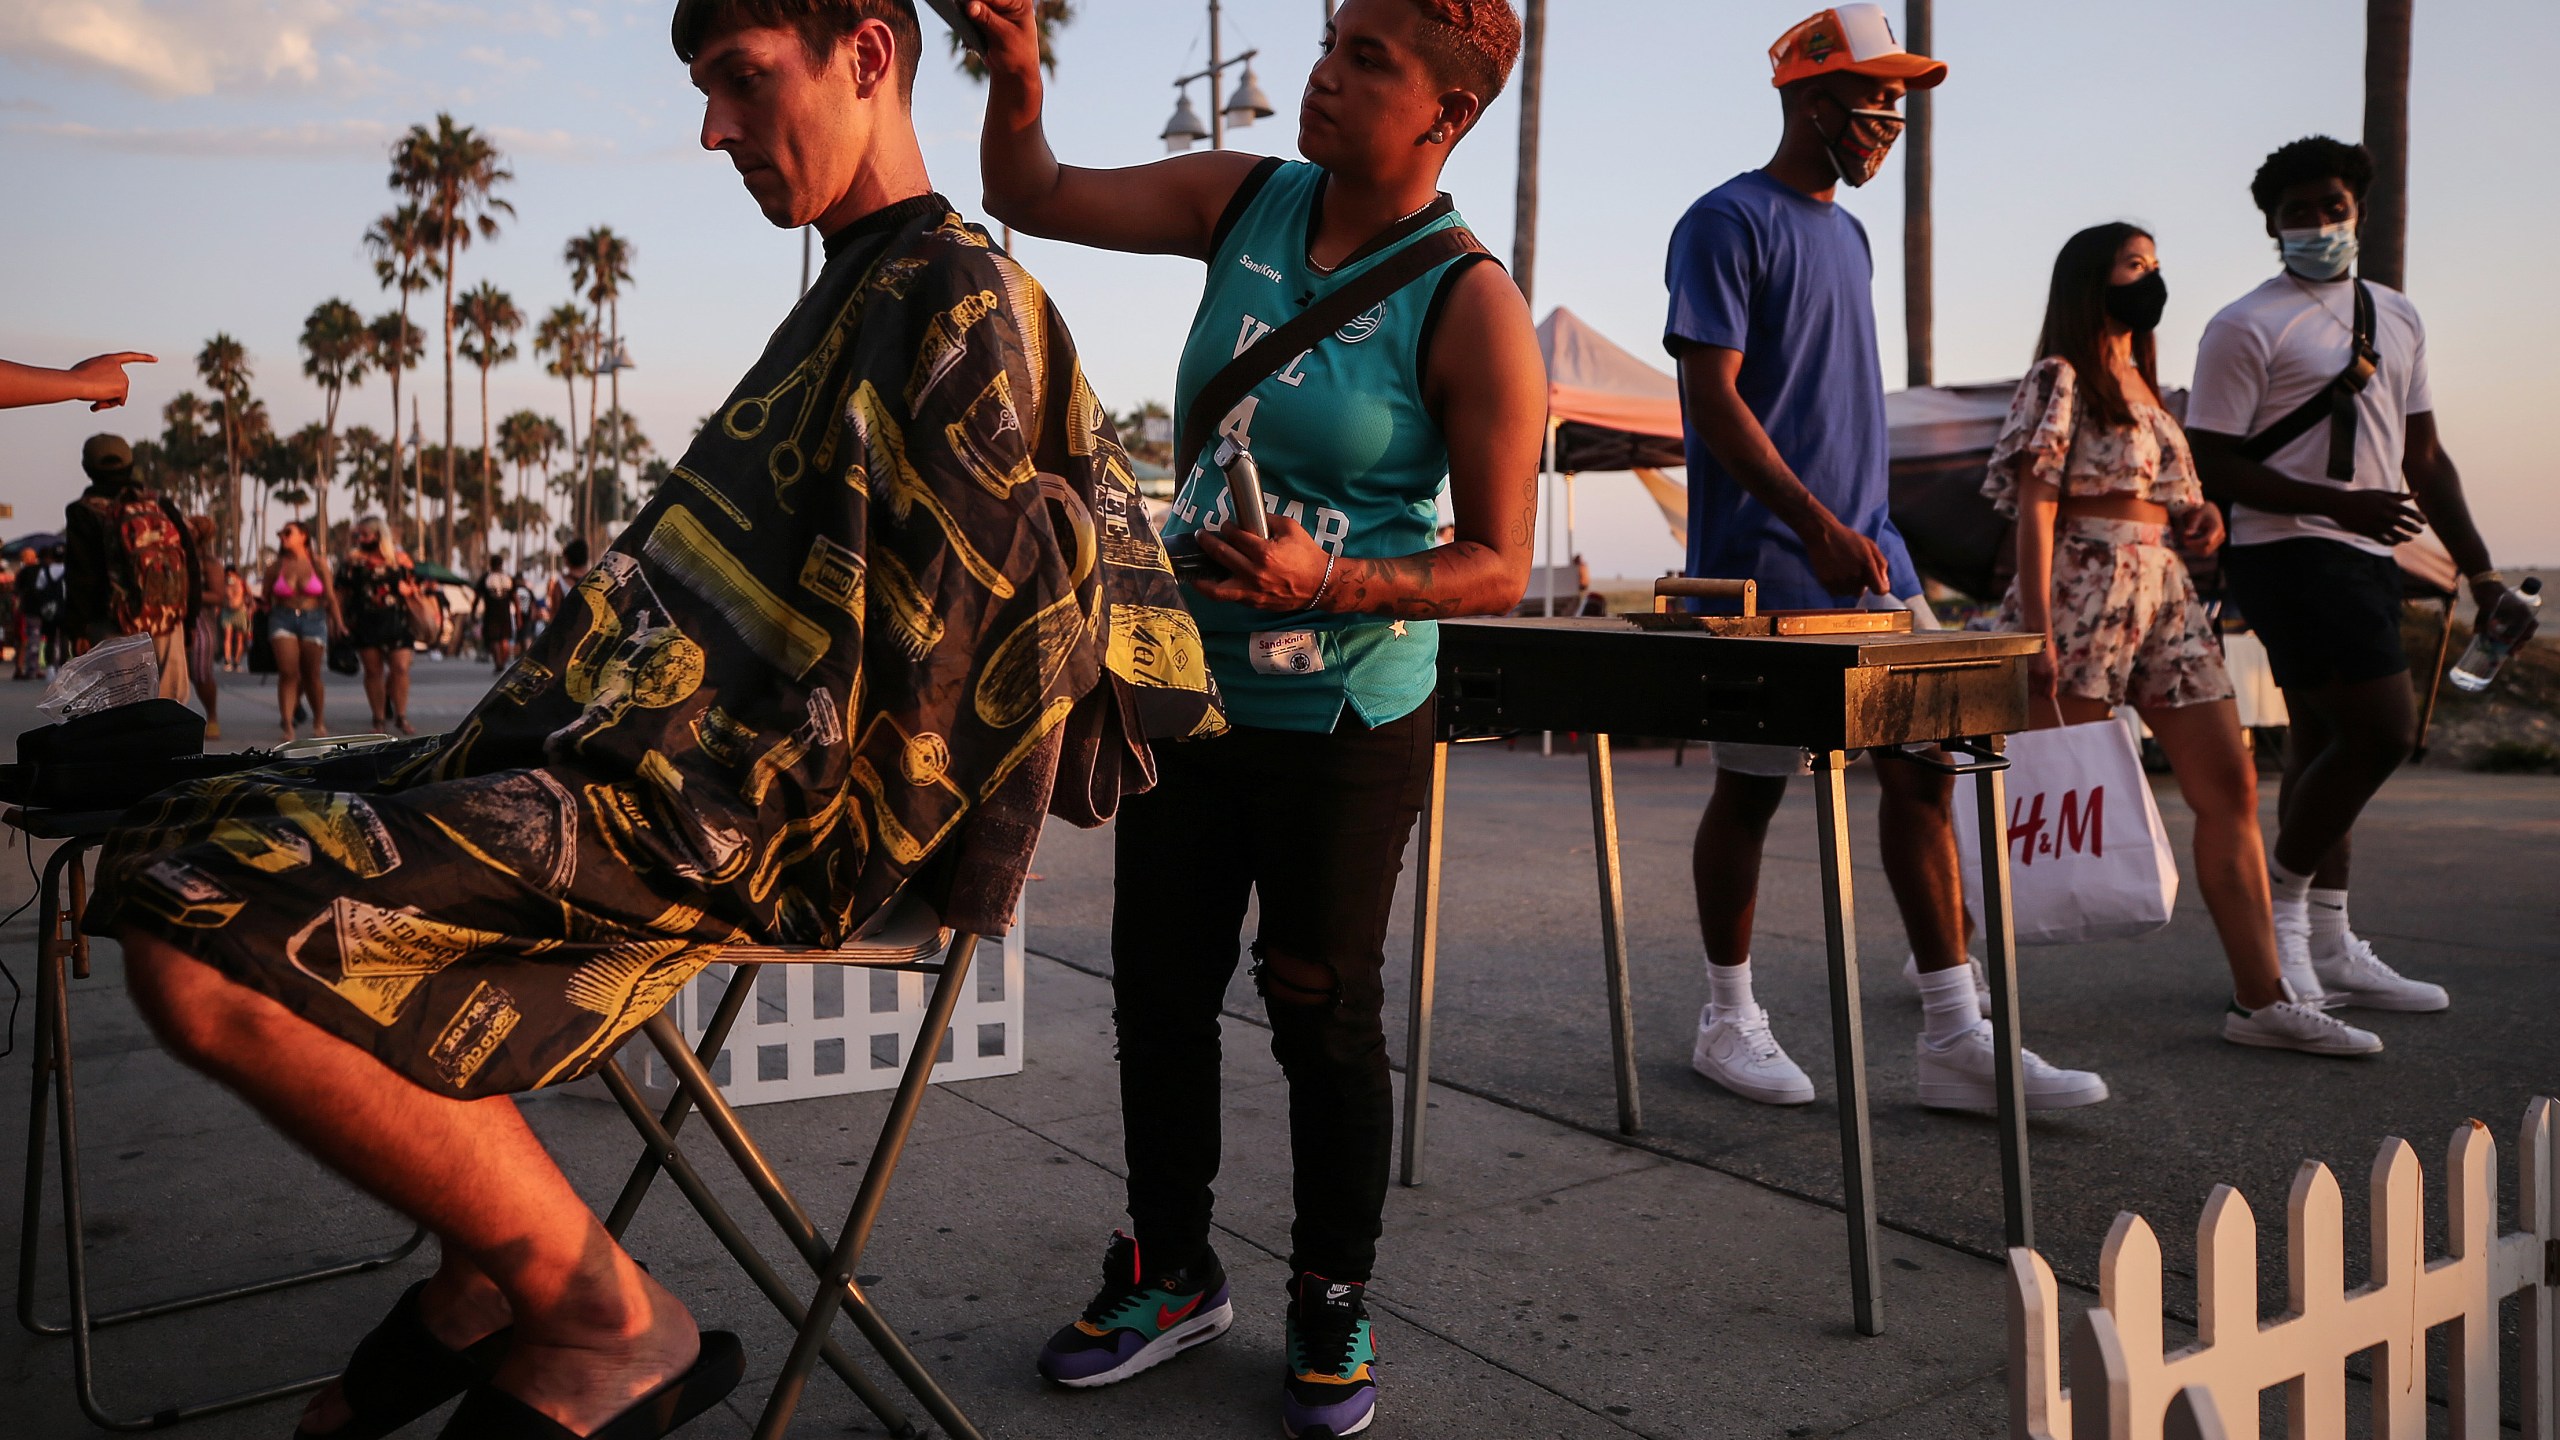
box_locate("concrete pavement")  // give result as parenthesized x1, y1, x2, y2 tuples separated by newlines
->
(5, 654, 2545, 1434)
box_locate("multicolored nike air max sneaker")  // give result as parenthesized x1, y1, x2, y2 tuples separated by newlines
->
(1282, 1272, 1377, 1437)
(1036, 1231, 1233, 1388)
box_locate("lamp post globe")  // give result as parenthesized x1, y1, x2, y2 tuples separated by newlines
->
(1161, 89, 1210, 152)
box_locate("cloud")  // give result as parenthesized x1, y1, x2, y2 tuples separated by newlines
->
(18, 116, 396, 157)
(0, 0, 346, 98)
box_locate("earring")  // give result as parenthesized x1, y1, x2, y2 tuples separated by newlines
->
(1429, 128, 1447, 143)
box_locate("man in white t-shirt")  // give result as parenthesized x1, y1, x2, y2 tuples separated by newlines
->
(2188, 135, 2539, 1016)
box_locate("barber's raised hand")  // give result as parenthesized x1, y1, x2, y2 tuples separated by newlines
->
(2330, 490, 2426, 547)
(1191, 514, 1334, 613)
(70, 352, 156, 411)
(968, 0, 1045, 82)
(1799, 511, 1890, 599)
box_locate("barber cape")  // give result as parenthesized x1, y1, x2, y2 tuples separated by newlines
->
(83, 193, 1219, 1098)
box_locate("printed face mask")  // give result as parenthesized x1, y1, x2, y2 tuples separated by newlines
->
(1813, 92, 1901, 188)
(2278, 222, 2358, 282)
(2105, 269, 2168, 334)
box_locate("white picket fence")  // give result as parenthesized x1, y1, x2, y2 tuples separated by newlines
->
(2010, 1097, 2558, 1439)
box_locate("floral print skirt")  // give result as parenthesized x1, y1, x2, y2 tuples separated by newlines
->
(2000, 517, 2233, 712)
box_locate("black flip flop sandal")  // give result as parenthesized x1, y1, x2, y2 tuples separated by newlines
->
(296, 1280, 512, 1440)
(435, 1331, 745, 1440)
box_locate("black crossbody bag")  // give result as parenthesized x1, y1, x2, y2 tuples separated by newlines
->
(2236, 279, 2377, 482)
(1172, 226, 1490, 487)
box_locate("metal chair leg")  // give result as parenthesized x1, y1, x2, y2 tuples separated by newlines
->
(1398, 741, 1449, 1187)
(1812, 751, 1885, 1337)
(757, 936, 986, 1440)
(1586, 735, 1642, 1137)
(601, 963, 761, 1237)
(594, 1055, 918, 1439)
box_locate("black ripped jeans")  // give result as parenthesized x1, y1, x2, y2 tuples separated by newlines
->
(1110, 700, 1433, 1283)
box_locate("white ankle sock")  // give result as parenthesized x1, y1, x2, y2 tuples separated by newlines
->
(2307, 888, 2350, 952)
(1707, 959, 1756, 1023)
(1915, 963, 1983, 1046)
(2269, 857, 2314, 925)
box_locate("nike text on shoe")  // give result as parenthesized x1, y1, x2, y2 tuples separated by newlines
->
(1284, 1272, 1377, 1438)
(1915, 1019, 2109, 1112)
(2222, 998, 2384, 1056)
(1900, 953, 1991, 1009)
(2311, 934, 2449, 1012)
(1691, 1003, 1816, 1105)
(1036, 1231, 1233, 1388)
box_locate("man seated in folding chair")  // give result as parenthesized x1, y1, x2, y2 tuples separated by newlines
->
(78, 3, 1219, 1437)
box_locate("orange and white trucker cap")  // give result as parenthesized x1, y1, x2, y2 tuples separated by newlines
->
(1768, 4, 1947, 90)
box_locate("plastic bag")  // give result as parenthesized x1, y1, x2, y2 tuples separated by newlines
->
(36, 632, 159, 721)
(1954, 717, 2179, 945)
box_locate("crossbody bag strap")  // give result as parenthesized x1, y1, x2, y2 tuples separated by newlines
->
(1175, 226, 1490, 477)
(2237, 278, 2379, 480)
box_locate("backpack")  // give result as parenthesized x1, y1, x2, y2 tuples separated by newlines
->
(101, 490, 190, 634)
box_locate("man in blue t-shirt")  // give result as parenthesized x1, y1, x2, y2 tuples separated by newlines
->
(1662, 5, 2105, 1116)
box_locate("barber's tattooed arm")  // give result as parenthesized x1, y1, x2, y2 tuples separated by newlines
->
(1189, 261, 1546, 619)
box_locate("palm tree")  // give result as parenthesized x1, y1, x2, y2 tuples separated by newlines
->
(2363, 0, 2412, 289)
(364, 203, 439, 537)
(532, 302, 591, 545)
(299, 298, 370, 543)
(393, 115, 514, 566)
(588, 407, 650, 530)
(366, 310, 426, 543)
(194, 335, 252, 563)
(564, 226, 634, 552)
(457, 280, 524, 566)
(223, 394, 275, 556)
(497, 409, 552, 572)
(1512, 0, 1545, 307)
(160, 391, 217, 515)
(339, 424, 389, 545)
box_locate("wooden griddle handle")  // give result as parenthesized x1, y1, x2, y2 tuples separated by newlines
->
(1653, 577, 1757, 617)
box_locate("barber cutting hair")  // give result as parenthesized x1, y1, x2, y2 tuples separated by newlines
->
(1665, 5, 2110, 1116)
(971, 0, 1545, 1432)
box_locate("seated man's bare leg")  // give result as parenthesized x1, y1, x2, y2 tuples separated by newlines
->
(121, 929, 700, 1433)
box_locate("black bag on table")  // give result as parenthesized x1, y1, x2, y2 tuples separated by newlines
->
(0, 698, 263, 811)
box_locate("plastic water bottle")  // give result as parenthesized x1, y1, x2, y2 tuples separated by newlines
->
(2449, 576, 2543, 693)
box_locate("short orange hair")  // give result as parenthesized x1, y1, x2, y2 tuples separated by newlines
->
(1403, 0, 1521, 110)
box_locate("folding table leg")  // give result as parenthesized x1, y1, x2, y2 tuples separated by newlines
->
(593, 1055, 917, 1439)
(758, 937, 986, 1440)
(1398, 740, 1449, 1188)
(1812, 750, 1884, 1337)
(16, 844, 70, 1337)
(1586, 735, 1642, 1137)
(1971, 742, 2034, 1250)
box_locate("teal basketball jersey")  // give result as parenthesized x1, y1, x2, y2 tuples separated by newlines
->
(1165, 159, 1481, 732)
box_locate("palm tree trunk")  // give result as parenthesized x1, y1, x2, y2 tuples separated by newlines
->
(607, 293, 622, 540)
(1511, 0, 1545, 308)
(2361, 0, 2412, 290)
(582, 308, 603, 552)
(562, 373, 584, 555)
(473, 362, 489, 565)
(319, 386, 340, 547)
(440, 216, 460, 568)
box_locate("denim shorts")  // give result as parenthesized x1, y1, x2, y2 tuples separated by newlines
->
(270, 607, 327, 646)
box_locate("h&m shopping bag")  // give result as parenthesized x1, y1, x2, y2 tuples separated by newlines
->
(1954, 717, 2177, 945)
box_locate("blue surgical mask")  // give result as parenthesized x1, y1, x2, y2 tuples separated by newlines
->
(2278, 222, 2358, 282)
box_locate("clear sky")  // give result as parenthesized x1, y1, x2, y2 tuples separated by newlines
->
(4, 0, 2553, 579)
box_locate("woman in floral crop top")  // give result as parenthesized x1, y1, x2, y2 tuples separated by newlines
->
(1984, 222, 2379, 1057)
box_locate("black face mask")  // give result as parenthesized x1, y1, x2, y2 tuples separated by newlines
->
(2105, 269, 2168, 334)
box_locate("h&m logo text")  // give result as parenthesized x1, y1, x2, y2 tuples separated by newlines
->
(2008, 786, 2103, 866)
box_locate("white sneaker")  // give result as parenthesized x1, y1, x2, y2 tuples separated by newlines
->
(1900, 953, 1991, 1010)
(1691, 1004, 1816, 1105)
(2273, 909, 2331, 1007)
(1915, 1020, 2108, 1112)
(2223, 991, 2384, 1055)
(2312, 934, 2448, 1012)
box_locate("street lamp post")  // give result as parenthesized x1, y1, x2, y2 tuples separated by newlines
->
(595, 342, 635, 539)
(1160, 0, 1274, 153)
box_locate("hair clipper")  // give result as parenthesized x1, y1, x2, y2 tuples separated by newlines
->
(1168, 438, 1271, 580)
